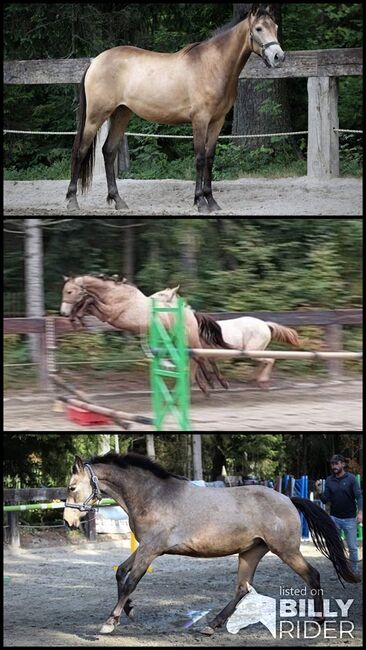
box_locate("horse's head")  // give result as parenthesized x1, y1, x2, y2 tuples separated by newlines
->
(60, 276, 87, 316)
(248, 4, 285, 68)
(63, 456, 100, 528)
(150, 285, 180, 304)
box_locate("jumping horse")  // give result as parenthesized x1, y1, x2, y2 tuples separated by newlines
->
(63, 452, 359, 636)
(60, 274, 231, 394)
(66, 4, 285, 213)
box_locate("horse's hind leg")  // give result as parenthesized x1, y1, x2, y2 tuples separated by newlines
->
(103, 106, 132, 210)
(201, 542, 269, 635)
(252, 358, 275, 388)
(276, 550, 324, 622)
(207, 359, 229, 389)
(66, 119, 101, 210)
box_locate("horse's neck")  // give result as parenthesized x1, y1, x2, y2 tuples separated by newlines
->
(95, 465, 157, 516)
(78, 276, 111, 299)
(81, 278, 150, 332)
(221, 18, 252, 80)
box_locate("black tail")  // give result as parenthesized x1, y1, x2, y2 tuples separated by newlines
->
(291, 497, 360, 586)
(70, 66, 97, 195)
(195, 312, 232, 349)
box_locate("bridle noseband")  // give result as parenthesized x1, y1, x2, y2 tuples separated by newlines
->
(250, 28, 279, 65)
(65, 463, 102, 512)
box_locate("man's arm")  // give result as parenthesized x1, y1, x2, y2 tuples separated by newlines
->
(315, 478, 330, 504)
(353, 476, 363, 522)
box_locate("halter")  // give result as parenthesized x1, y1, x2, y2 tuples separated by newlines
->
(65, 463, 102, 512)
(250, 30, 279, 57)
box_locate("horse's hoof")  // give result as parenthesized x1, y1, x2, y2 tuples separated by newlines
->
(67, 198, 80, 211)
(258, 381, 270, 391)
(115, 198, 128, 210)
(207, 201, 222, 212)
(99, 624, 115, 634)
(197, 203, 210, 214)
(200, 626, 215, 636)
(99, 619, 119, 634)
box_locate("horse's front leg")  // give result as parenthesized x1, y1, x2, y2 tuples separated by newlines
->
(192, 116, 209, 212)
(100, 544, 160, 634)
(202, 117, 225, 212)
(116, 551, 137, 621)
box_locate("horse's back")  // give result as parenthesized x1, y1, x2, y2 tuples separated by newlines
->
(164, 483, 300, 557)
(218, 316, 271, 350)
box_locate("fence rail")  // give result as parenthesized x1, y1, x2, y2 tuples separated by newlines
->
(3, 309, 362, 389)
(3, 488, 119, 548)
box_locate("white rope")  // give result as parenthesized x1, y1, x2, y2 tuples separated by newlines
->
(3, 128, 309, 139)
(4, 128, 361, 139)
(333, 128, 363, 133)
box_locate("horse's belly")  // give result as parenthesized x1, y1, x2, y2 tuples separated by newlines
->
(123, 69, 191, 123)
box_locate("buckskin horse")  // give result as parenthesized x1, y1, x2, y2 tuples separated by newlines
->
(60, 274, 230, 394)
(66, 4, 285, 213)
(63, 452, 359, 636)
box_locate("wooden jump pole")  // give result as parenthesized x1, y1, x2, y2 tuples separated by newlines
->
(51, 373, 153, 428)
(164, 349, 363, 360)
(57, 395, 154, 426)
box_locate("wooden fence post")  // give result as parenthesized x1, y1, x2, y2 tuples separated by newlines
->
(8, 512, 20, 549)
(325, 324, 343, 380)
(86, 510, 97, 541)
(307, 76, 339, 178)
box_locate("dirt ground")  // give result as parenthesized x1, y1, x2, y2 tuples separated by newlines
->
(3, 379, 362, 431)
(4, 536, 363, 647)
(4, 176, 362, 215)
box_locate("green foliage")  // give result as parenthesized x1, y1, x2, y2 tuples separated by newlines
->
(4, 434, 362, 491)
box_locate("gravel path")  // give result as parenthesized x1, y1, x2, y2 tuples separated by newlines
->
(4, 380, 362, 431)
(4, 176, 362, 215)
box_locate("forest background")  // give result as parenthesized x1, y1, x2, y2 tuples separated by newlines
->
(4, 3, 363, 181)
(4, 218, 362, 387)
(4, 433, 362, 486)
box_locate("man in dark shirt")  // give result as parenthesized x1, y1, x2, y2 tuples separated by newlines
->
(315, 454, 362, 575)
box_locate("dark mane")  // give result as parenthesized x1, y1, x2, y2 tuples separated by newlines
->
(88, 452, 188, 481)
(182, 5, 273, 55)
(181, 13, 245, 56)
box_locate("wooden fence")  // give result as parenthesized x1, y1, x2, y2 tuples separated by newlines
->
(4, 309, 363, 389)
(4, 488, 97, 548)
(4, 47, 362, 178)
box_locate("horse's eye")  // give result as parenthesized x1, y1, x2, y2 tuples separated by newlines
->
(256, 27, 262, 32)
(69, 486, 76, 492)
(67, 291, 72, 295)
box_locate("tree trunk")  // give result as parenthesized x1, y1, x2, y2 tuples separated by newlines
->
(192, 434, 203, 480)
(24, 219, 44, 365)
(99, 435, 110, 455)
(232, 3, 301, 157)
(146, 434, 156, 460)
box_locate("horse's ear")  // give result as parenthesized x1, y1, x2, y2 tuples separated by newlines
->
(265, 4, 275, 17)
(63, 275, 69, 282)
(250, 4, 260, 15)
(172, 285, 180, 294)
(72, 456, 84, 474)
